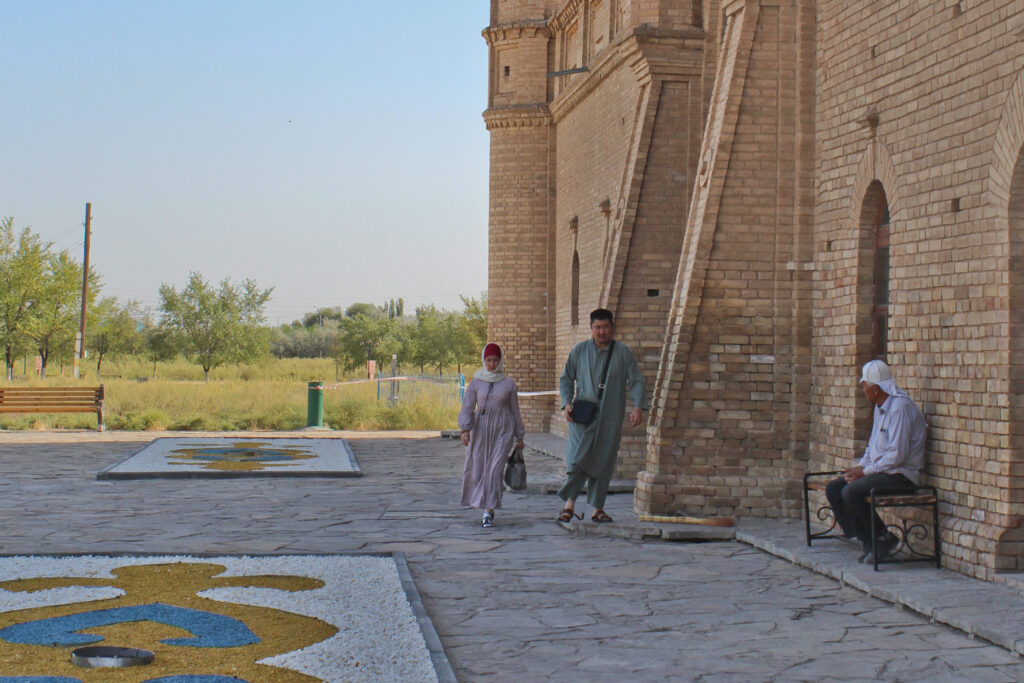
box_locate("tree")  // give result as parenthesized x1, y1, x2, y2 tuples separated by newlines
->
(142, 324, 182, 377)
(88, 297, 141, 378)
(336, 314, 401, 372)
(24, 252, 96, 378)
(460, 293, 487, 349)
(159, 273, 273, 381)
(407, 305, 471, 374)
(344, 302, 384, 320)
(0, 218, 48, 379)
(301, 306, 343, 329)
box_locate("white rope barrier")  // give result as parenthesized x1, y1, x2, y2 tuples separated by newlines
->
(309, 378, 560, 398)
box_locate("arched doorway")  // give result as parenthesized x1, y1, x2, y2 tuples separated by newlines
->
(859, 180, 890, 366)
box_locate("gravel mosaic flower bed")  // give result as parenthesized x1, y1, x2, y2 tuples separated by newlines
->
(98, 438, 360, 479)
(0, 555, 437, 682)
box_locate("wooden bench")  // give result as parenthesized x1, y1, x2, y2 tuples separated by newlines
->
(0, 386, 105, 431)
(803, 470, 940, 571)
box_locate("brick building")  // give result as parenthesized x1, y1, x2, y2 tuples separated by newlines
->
(484, 0, 1024, 580)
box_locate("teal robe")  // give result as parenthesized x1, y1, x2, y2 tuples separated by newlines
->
(559, 339, 647, 480)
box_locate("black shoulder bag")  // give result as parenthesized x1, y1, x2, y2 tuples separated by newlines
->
(570, 340, 614, 425)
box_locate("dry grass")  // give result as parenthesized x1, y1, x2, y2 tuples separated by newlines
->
(0, 357, 460, 432)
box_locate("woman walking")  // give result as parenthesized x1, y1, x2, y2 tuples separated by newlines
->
(458, 342, 525, 528)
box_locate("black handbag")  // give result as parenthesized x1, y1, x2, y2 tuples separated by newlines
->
(503, 446, 527, 491)
(571, 341, 614, 425)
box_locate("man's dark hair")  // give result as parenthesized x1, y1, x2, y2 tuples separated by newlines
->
(590, 308, 614, 325)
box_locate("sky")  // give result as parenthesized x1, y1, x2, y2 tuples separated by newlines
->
(1, 1, 491, 325)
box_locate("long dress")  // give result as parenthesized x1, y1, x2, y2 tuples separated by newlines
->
(458, 376, 525, 509)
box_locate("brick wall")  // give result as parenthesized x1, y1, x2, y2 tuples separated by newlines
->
(638, 0, 815, 518)
(484, 8, 558, 431)
(813, 0, 1024, 580)
(487, 0, 1024, 580)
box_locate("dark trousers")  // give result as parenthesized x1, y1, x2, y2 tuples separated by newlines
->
(557, 469, 611, 510)
(825, 472, 914, 545)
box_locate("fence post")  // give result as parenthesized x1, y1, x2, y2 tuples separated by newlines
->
(307, 381, 324, 428)
(389, 354, 398, 402)
(459, 374, 466, 402)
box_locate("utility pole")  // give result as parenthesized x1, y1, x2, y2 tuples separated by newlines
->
(74, 202, 92, 379)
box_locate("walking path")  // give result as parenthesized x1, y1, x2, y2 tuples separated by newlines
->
(1, 429, 1024, 681)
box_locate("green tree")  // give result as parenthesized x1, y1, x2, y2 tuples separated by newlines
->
(159, 273, 273, 381)
(336, 314, 401, 372)
(88, 297, 141, 378)
(344, 302, 384, 320)
(142, 324, 182, 377)
(301, 306, 343, 329)
(25, 252, 96, 378)
(459, 293, 487, 348)
(407, 305, 470, 374)
(0, 218, 48, 379)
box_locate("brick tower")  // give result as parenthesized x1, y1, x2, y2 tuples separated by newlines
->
(483, 1, 561, 430)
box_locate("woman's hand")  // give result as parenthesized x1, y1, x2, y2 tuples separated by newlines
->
(516, 438, 525, 450)
(460, 431, 470, 446)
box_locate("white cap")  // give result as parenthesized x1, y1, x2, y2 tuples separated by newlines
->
(859, 359, 893, 386)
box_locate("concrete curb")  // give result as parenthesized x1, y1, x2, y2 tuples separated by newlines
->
(736, 518, 1024, 656)
(556, 515, 735, 542)
(392, 551, 458, 683)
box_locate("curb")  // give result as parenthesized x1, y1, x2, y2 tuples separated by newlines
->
(735, 522, 1024, 657)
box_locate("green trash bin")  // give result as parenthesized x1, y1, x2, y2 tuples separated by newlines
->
(307, 381, 324, 428)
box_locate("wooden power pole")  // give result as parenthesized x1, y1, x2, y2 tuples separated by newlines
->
(74, 202, 92, 379)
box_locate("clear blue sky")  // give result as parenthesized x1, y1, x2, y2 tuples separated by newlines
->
(1, 1, 491, 325)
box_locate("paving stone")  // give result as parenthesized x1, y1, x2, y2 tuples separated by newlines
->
(2, 432, 1024, 681)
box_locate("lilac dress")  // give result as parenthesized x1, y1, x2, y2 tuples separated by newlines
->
(458, 376, 526, 509)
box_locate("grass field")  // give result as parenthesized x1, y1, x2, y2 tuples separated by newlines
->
(0, 357, 461, 431)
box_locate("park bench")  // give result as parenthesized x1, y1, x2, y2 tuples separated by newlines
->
(0, 386, 105, 431)
(803, 470, 940, 571)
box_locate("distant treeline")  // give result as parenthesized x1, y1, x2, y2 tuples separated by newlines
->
(271, 296, 489, 375)
(1, 217, 487, 382)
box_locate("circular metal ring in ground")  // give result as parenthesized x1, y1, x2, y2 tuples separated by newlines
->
(71, 645, 155, 667)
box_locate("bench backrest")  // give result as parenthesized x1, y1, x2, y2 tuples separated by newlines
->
(0, 386, 104, 407)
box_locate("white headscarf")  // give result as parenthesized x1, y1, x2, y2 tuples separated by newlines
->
(860, 359, 910, 400)
(473, 342, 506, 383)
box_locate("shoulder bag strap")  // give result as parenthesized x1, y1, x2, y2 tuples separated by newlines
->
(596, 340, 615, 405)
(479, 381, 495, 416)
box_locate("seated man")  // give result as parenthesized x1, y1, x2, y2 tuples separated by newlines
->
(826, 360, 927, 563)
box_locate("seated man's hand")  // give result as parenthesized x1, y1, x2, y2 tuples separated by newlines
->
(844, 466, 865, 482)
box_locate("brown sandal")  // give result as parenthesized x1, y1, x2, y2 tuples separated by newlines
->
(557, 509, 582, 522)
(591, 510, 614, 523)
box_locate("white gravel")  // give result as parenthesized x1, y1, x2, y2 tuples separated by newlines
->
(0, 554, 437, 682)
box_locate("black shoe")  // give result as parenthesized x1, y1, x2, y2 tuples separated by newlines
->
(859, 534, 899, 564)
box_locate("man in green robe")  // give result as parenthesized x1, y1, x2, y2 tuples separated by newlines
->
(556, 308, 647, 523)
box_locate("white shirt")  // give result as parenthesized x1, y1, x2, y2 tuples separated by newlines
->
(858, 392, 927, 485)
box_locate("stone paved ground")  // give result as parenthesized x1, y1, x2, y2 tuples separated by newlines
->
(2, 432, 1024, 682)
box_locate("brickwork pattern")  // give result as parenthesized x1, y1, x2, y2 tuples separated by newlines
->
(486, 0, 1024, 580)
(813, 0, 1024, 580)
(485, 6, 559, 431)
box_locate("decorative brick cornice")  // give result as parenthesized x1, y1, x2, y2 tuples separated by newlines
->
(549, 0, 585, 33)
(550, 28, 704, 123)
(482, 21, 549, 46)
(483, 105, 553, 130)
